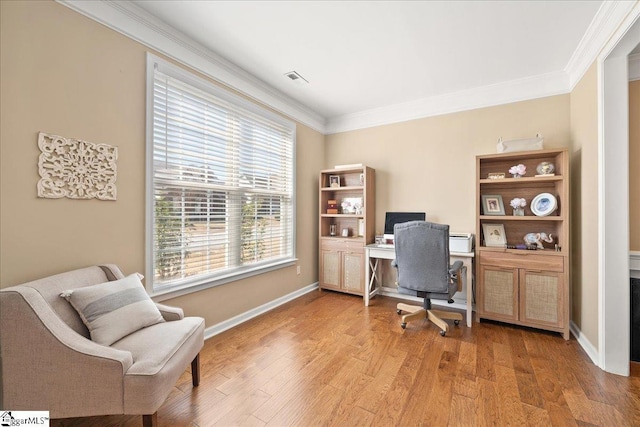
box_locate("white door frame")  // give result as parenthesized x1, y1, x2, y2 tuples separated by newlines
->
(598, 5, 640, 376)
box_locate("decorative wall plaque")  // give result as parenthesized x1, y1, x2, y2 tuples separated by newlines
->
(37, 132, 118, 200)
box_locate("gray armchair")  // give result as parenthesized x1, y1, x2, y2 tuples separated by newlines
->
(0, 265, 204, 426)
(392, 221, 464, 335)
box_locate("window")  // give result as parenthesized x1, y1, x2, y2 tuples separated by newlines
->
(146, 55, 296, 296)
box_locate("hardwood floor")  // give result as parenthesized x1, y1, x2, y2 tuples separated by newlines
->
(53, 290, 640, 426)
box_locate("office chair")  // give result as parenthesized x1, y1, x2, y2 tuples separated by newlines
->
(392, 221, 464, 336)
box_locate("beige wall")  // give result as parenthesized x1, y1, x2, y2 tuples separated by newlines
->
(631, 80, 640, 251)
(0, 1, 324, 327)
(325, 96, 571, 236)
(325, 96, 571, 288)
(569, 63, 599, 347)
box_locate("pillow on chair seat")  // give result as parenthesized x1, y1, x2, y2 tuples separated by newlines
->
(61, 274, 164, 346)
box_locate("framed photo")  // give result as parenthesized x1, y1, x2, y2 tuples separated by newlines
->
(482, 223, 507, 247)
(341, 197, 363, 214)
(329, 175, 340, 188)
(481, 195, 505, 215)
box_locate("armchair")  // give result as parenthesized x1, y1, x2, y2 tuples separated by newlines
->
(393, 221, 464, 335)
(0, 265, 204, 427)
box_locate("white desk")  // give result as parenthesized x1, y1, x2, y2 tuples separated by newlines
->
(364, 244, 475, 327)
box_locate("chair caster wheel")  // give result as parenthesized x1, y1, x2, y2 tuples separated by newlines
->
(397, 309, 402, 315)
(440, 330, 446, 336)
(454, 320, 460, 326)
(401, 323, 407, 329)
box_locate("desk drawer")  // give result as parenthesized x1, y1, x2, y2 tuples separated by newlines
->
(479, 251, 563, 272)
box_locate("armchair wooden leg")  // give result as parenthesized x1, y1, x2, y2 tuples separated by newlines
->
(191, 353, 201, 387)
(142, 412, 157, 427)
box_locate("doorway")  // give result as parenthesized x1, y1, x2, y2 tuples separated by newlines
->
(599, 10, 640, 375)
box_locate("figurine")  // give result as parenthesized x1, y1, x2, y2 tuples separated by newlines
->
(523, 232, 554, 249)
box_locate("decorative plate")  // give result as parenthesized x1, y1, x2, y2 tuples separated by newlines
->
(531, 193, 557, 216)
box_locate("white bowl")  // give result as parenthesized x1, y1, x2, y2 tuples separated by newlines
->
(531, 193, 557, 216)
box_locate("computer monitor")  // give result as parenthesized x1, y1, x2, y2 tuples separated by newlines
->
(383, 211, 426, 242)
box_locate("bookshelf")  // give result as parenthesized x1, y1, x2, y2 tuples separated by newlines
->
(318, 166, 375, 295)
(476, 149, 570, 339)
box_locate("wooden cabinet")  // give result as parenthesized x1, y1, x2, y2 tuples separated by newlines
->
(519, 268, 564, 329)
(476, 149, 569, 339)
(320, 240, 364, 293)
(319, 166, 374, 296)
(478, 252, 565, 331)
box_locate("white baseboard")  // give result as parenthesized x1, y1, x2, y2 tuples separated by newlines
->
(564, 252, 639, 367)
(204, 282, 319, 340)
(570, 320, 600, 367)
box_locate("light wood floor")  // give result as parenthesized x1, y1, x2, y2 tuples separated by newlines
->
(53, 290, 640, 426)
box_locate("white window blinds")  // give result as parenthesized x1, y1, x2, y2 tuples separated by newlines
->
(147, 55, 296, 294)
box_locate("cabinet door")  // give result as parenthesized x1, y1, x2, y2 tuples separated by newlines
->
(320, 250, 341, 289)
(519, 270, 563, 328)
(479, 265, 519, 322)
(342, 251, 363, 293)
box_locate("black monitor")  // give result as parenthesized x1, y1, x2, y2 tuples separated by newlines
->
(383, 212, 426, 241)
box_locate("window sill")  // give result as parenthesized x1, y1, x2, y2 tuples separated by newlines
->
(149, 258, 298, 302)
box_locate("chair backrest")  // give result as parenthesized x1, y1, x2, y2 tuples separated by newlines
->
(394, 221, 450, 293)
(1, 265, 124, 337)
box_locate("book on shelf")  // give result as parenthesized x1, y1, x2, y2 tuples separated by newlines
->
(327, 199, 338, 214)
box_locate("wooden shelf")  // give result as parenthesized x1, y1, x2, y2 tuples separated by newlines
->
(320, 186, 364, 192)
(477, 246, 565, 256)
(479, 215, 563, 221)
(319, 166, 375, 297)
(320, 236, 364, 242)
(476, 148, 570, 340)
(479, 176, 563, 185)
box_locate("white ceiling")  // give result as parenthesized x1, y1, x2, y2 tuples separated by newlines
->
(61, 0, 637, 132)
(131, 1, 602, 119)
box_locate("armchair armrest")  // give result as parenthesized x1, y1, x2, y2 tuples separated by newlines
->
(1, 287, 133, 416)
(448, 260, 463, 276)
(155, 303, 184, 321)
(1, 287, 133, 368)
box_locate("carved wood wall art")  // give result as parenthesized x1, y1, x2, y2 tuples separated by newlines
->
(37, 132, 118, 200)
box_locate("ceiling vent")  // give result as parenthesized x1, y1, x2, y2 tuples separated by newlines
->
(284, 71, 308, 84)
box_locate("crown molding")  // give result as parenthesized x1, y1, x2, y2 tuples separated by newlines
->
(55, 0, 636, 137)
(325, 71, 569, 134)
(327, 1, 637, 134)
(566, 1, 638, 89)
(56, 0, 326, 133)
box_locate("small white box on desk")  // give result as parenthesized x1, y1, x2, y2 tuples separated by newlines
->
(450, 233, 473, 253)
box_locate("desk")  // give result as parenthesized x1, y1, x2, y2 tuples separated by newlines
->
(364, 244, 475, 327)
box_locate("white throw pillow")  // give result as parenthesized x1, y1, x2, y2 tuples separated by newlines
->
(61, 273, 164, 346)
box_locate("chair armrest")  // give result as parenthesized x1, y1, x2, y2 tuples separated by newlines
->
(448, 260, 463, 276)
(1, 287, 133, 369)
(1, 287, 133, 416)
(155, 303, 184, 321)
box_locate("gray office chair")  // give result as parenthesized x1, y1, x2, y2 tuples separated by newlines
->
(392, 221, 464, 335)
